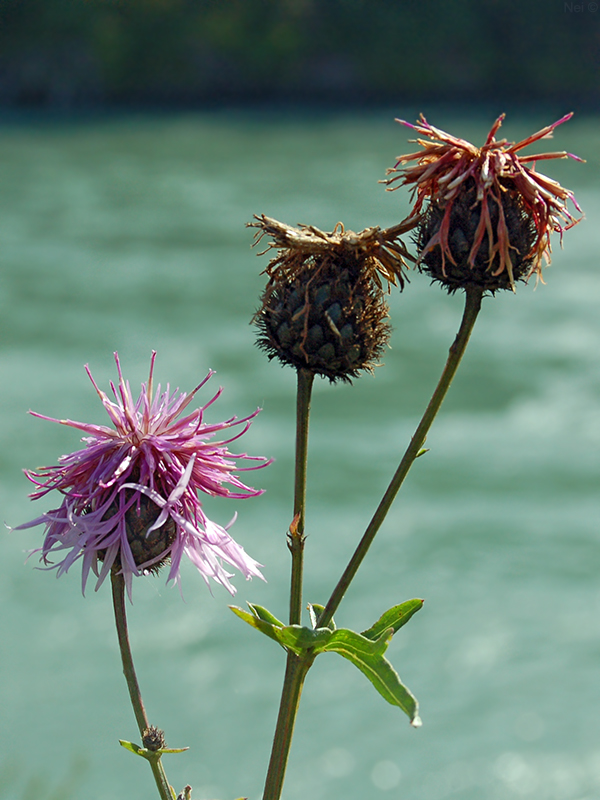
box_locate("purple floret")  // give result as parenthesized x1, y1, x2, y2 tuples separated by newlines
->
(17, 352, 270, 598)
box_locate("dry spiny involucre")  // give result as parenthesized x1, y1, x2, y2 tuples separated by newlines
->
(250, 215, 412, 382)
(142, 725, 166, 752)
(385, 113, 583, 293)
(415, 176, 538, 293)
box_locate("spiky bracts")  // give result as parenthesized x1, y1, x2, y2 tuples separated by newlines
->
(250, 215, 412, 381)
(385, 113, 583, 292)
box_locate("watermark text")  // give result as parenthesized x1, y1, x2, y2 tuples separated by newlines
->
(565, 2, 598, 11)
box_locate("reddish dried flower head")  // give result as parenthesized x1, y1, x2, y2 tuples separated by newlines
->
(17, 353, 270, 598)
(386, 113, 583, 292)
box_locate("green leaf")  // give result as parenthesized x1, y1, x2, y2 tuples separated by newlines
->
(231, 604, 334, 655)
(119, 739, 189, 762)
(119, 739, 144, 756)
(277, 624, 333, 654)
(229, 604, 420, 723)
(361, 599, 424, 641)
(247, 603, 285, 628)
(323, 629, 420, 724)
(308, 602, 336, 631)
(229, 605, 284, 646)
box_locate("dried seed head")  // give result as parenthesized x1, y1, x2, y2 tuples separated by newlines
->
(416, 177, 537, 293)
(386, 113, 583, 292)
(250, 216, 412, 382)
(143, 726, 166, 751)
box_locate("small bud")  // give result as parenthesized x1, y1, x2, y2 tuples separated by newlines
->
(142, 725, 166, 752)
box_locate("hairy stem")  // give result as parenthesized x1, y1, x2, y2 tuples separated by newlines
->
(111, 570, 174, 800)
(318, 285, 484, 628)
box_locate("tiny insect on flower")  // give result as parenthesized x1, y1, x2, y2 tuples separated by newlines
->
(15, 353, 271, 599)
(385, 113, 584, 292)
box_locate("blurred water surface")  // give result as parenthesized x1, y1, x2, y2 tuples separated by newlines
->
(0, 110, 598, 800)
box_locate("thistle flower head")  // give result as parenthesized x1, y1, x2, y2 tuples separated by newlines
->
(385, 113, 583, 291)
(250, 214, 412, 381)
(17, 353, 270, 598)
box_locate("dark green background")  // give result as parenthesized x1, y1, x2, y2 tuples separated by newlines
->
(0, 0, 597, 109)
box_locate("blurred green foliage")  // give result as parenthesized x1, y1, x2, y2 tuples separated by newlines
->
(0, 0, 597, 107)
(0, 755, 86, 800)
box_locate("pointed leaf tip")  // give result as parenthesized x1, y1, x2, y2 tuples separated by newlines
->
(361, 599, 424, 641)
(322, 628, 419, 721)
(119, 740, 144, 756)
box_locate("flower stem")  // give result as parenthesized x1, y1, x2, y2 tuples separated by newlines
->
(111, 569, 174, 800)
(262, 652, 313, 800)
(289, 368, 314, 625)
(262, 368, 315, 800)
(318, 284, 484, 629)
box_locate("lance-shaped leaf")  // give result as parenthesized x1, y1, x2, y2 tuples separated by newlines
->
(230, 601, 422, 724)
(119, 740, 189, 759)
(230, 603, 334, 654)
(230, 604, 286, 646)
(247, 603, 285, 628)
(360, 599, 424, 640)
(120, 739, 145, 757)
(322, 628, 421, 725)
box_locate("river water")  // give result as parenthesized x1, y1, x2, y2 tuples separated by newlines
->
(0, 109, 598, 800)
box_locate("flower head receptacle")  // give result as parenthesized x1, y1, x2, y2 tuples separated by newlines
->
(17, 353, 270, 598)
(250, 215, 413, 382)
(385, 113, 583, 293)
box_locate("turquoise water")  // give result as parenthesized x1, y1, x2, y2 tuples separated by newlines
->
(0, 110, 598, 800)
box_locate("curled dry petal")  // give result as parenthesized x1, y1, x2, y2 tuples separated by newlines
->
(385, 113, 583, 288)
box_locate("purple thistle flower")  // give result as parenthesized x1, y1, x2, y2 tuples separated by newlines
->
(17, 353, 270, 598)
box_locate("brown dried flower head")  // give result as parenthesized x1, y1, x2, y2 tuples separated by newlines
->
(142, 725, 166, 751)
(250, 215, 412, 382)
(385, 113, 583, 292)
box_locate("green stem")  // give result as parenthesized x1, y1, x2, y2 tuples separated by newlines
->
(262, 368, 314, 800)
(262, 653, 313, 800)
(318, 285, 484, 629)
(111, 570, 174, 800)
(289, 368, 314, 625)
